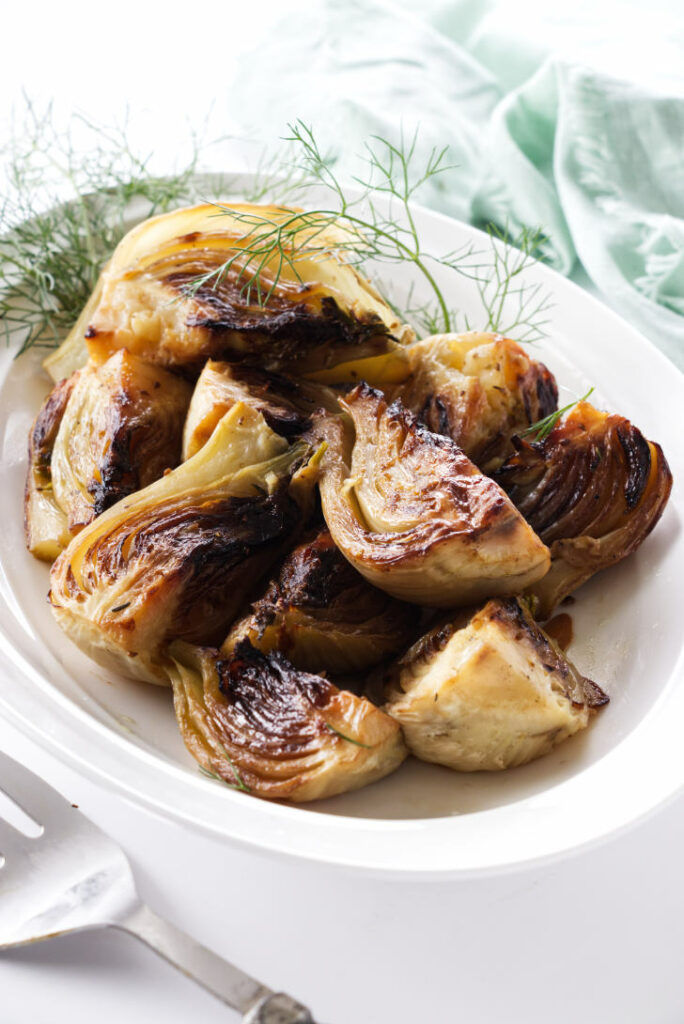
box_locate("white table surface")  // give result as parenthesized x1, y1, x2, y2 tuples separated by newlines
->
(2, 3, 684, 1021)
(3, 716, 684, 1024)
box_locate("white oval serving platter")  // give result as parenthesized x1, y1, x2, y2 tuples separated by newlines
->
(0, 181, 682, 877)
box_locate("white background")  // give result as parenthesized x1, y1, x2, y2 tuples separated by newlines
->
(2, 2, 684, 1022)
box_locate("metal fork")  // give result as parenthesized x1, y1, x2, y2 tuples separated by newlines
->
(0, 750, 320, 1023)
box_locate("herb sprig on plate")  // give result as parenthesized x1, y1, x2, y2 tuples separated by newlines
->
(188, 121, 553, 340)
(521, 387, 595, 442)
(0, 101, 222, 356)
(1, 107, 552, 354)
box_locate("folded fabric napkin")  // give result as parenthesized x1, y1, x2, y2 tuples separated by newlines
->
(230, 0, 684, 367)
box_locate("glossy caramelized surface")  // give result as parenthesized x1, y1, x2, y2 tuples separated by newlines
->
(494, 401, 673, 616)
(169, 639, 407, 801)
(318, 383, 551, 605)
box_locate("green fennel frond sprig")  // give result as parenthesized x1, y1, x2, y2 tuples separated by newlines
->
(521, 387, 595, 442)
(470, 224, 555, 343)
(0, 99, 226, 355)
(186, 121, 553, 342)
(183, 120, 494, 334)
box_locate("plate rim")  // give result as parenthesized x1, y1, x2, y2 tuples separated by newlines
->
(1, 178, 683, 877)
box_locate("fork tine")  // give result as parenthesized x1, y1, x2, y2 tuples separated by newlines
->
(0, 750, 72, 830)
(0, 815, 29, 867)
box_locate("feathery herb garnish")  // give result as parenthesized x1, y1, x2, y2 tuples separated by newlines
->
(521, 387, 595, 442)
(199, 747, 251, 792)
(181, 121, 476, 325)
(184, 121, 552, 340)
(324, 721, 372, 748)
(0, 101, 225, 356)
(467, 224, 554, 343)
(1, 108, 553, 355)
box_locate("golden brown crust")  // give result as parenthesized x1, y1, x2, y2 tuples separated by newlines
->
(317, 384, 550, 605)
(493, 402, 673, 614)
(397, 333, 558, 468)
(169, 639, 407, 801)
(223, 528, 415, 674)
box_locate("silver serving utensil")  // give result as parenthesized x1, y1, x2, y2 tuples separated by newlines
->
(0, 750, 319, 1023)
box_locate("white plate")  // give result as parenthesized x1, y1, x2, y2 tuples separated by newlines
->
(1, 181, 682, 877)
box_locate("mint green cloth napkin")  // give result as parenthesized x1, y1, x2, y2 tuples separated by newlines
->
(232, 0, 684, 367)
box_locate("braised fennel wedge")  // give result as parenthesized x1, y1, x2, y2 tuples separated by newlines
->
(316, 383, 550, 606)
(51, 350, 192, 533)
(223, 527, 415, 675)
(395, 331, 558, 470)
(168, 639, 407, 801)
(493, 401, 673, 617)
(384, 597, 608, 772)
(49, 404, 321, 684)
(43, 203, 413, 383)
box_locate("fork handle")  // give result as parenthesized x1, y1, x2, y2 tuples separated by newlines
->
(117, 902, 316, 1022)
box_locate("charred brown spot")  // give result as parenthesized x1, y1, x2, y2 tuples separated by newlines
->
(166, 270, 392, 366)
(617, 423, 652, 509)
(582, 679, 610, 709)
(29, 375, 76, 473)
(87, 395, 184, 517)
(422, 394, 451, 437)
(518, 361, 558, 429)
(398, 619, 457, 670)
(217, 365, 313, 438)
(487, 597, 544, 648)
(215, 640, 335, 752)
(275, 529, 358, 608)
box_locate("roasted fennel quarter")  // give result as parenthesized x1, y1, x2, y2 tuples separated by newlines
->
(44, 203, 413, 382)
(494, 401, 673, 616)
(317, 384, 550, 606)
(50, 349, 192, 533)
(384, 597, 608, 772)
(223, 527, 415, 674)
(49, 404, 321, 684)
(396, 331, 558, 470)
(169, 639, 407, 801)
